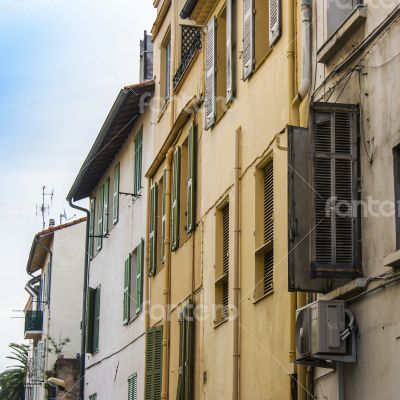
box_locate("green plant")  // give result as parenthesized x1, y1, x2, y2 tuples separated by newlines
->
(47, 337, 71, 355)
(0, 343, 29, 400)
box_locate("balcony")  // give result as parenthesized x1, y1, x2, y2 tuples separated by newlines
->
(173, 30, 202, 90)
(24, 311, 43, 340)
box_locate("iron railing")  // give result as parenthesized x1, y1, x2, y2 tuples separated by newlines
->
(25, 311, 43, 333)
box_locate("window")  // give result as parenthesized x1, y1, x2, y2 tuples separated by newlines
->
(393, 145, 400, 249)
(89, 197, 96, 258)
(124, 240, 145, 324)
(149, 183, 158, 275)
(255, 160, 274, 300)
(311, 103, 361, 278)
(144, 326, 163, 400)
(134, 129, 143, 195)
(171, 147, 181, 251)
(243, 0, 281, 80)
(161, 31, 171, 102)
(226, 0, 236, 103)
(47, 263, 52, 308)
(186, 124, 196, 234)
(89, 394, 97, 400)
(113, 163, 120, 224)
(86, 286, 101, 354)
(215, 202, 230, 324)
(161, 169, 167, 263)
(176, 302, 194, 400)
(326, 0, 362, 38)
(128, 373, 138, 400)
(103, 178, 110, 236)
(97, 185, 104, 251)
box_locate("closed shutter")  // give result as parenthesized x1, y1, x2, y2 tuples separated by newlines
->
(161, 169, 167, 262)
(149, 183, 158, 276)
(187, 124, 196, 234)
(145, 326, 163, 400)
(311, 104, 360, 279)
(97, 185, 104, 251)
(94, 287, 101, 352)
(103, 178, 110, 236)
(226, 0, 234, 103)
(205, 16, 216, 130)
(134, 129, 143, 195)
(171, 147, 181, 251)
(89, 197, 96, 258)
(222, 204, 229, 319)
(37, 341, 44, 381)
(86, 288, 96, 353)
(243, 0, 254, 80)
(263, 162, 274, 295)
(123, 256, 131, 324)
(113, 163, 120, 224)
(128, 373, 138, 400)
(269, 0, 281, 46)
(136, 239, 144, 313)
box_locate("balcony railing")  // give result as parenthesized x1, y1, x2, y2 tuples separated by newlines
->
(173, 35, 202, 90)
(25, 311, 43, 339)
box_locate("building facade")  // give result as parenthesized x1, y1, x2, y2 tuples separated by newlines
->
(24, 218, 86, 400)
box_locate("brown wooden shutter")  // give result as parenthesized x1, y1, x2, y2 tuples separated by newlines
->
(242, 0, 254, 80)
(263, 161, 274, 295)
(222, 204, 229, 319)
(269, 0, 281, 46)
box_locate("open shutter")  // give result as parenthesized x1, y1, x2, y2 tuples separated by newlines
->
(97, 185, 104, 251)
(187, 124, 196, 234)
(176, 310, 185, 400)
(243, 0, 254, 80)
(269, 0, 281, 46)
(136, 239, 144, 314)
(161, 169, 167, 262)
(226, 0, 234, 103)
(149, 183, 158, 276)
(123, 257, 131, 324)
(171, 147, 181, 251)
(103, 178, 110, 236)
(89, 197, 96, 258)
(134, 129, 143, 195)
(128, 374, 137, 400)
(113, 163, 120, 224)
(205, 16, 216, 130)
(86, 288, 96, 353)
(288, 126, 329, 293)
(94, 287, 101, 352)
(311, 104, 361, 280)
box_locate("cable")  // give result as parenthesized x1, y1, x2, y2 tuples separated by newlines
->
(361, 49, 400, 68)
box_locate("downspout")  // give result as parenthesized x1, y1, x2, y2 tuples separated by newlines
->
(145, 178, 151, 331)
(161, 148, 174, 400)
(232, 127, 241, 400)
(68, 198, 90, 400)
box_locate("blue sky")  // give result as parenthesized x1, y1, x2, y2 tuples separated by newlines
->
(0, 0, 155, 371)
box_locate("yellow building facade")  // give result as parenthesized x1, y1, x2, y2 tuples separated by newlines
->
(144, 0, 308, 399)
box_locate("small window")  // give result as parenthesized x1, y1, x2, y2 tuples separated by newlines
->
(134, 129, 143, 195)
(128, 373, 137, 400)
(255, 159, 274, 300)
(215, 201, 230, 324)
(86, 287, 101, 354)
(326, 0, 362, 38)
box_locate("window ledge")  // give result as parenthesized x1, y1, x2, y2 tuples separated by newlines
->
(253, 290, 274, 304)
(213, 317, 228, 329)
(317, 5, 368, 64)
(383, 249, 400, 268)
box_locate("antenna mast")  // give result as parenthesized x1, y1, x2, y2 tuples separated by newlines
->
(36, 186, 54, 229)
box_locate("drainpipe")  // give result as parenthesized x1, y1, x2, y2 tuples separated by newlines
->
(25, 275, 41, 298)
(161, 148, 173, 400)
(232, 127, 241, 400)
(292, 0, 312, 113)
(68, 198, 90, 400)
(145, 178, 151, 332)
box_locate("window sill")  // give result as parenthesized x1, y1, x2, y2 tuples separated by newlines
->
(253, 289, 274, 305)
(213, 317, 228, 329)
(383, 249, 400, 268)
(317, 5, 367, 64)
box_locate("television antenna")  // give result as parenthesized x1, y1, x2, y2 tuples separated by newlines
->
(36, 186, 54, 229)
(60, 208, 76, 225)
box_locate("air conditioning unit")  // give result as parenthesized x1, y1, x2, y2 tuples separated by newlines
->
(296, 300, 356, 364)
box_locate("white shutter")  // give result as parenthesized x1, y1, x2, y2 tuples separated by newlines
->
(205, 16, 216, 130)
(243, 0, 254, 80)
(226, 0, 234, 103)
(269, 0, 281, 46)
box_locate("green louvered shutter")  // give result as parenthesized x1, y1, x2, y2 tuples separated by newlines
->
(89, 198, 96, 258)
(97, 185, 104, 251)
(149, 183, 158, 276)
(128, 373, 137, 400)
(136, 239, 144, 314)
(103, 178, 110, 236)
(176, 312, 185, 400)
(145, 327, 163, 400)
(161, 169, 167, 262)
(113, 163, 120, 224)
(134, 129, 143, 195)
(123, 256, 131, 325)
(86, 288, 96, 353)
(94, 287, 101, 352)
(187, 125, 196, 234)
(171, 147, 181, 251)
(89, 394, 97, 400)
(154, 328, 163, 400)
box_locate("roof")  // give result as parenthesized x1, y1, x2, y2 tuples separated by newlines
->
(180, 0, 218, 24)
(26, 218, 87, 274)
(67, 80, 155, 202)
